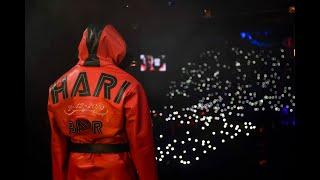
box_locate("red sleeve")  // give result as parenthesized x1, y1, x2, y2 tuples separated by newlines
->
(48, 93, 68, 180)
(124, 83, 158, 180)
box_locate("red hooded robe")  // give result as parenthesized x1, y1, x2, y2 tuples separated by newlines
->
(47, 24, 158, 180)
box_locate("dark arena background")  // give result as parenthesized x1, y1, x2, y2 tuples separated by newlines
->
(26, 0, 297, 179)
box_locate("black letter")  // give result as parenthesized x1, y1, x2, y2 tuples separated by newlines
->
(71, 72, 91, 97)
(51, 77, 68, 104)
(93, 73, 117, 99)
(92, 121, 102, 134)
(76, 119, 91, 133)
(68, 121, 77, 134)
(114, 81, 131, 104)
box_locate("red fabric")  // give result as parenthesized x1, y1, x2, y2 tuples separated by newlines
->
(48, 25, 158, 180)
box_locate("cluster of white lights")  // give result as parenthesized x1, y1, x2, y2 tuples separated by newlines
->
(152, 47, 295, 165)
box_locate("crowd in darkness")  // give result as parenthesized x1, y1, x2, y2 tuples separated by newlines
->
(148, 44, 295, 178)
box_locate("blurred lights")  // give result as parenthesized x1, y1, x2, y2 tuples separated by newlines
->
(289, 6, 295, 14)
(155, 46, 295, 165)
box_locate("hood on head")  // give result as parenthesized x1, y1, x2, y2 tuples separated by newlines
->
(77, 24, 127, 66)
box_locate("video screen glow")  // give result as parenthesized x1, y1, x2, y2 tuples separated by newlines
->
(140, 54, 167, 72)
